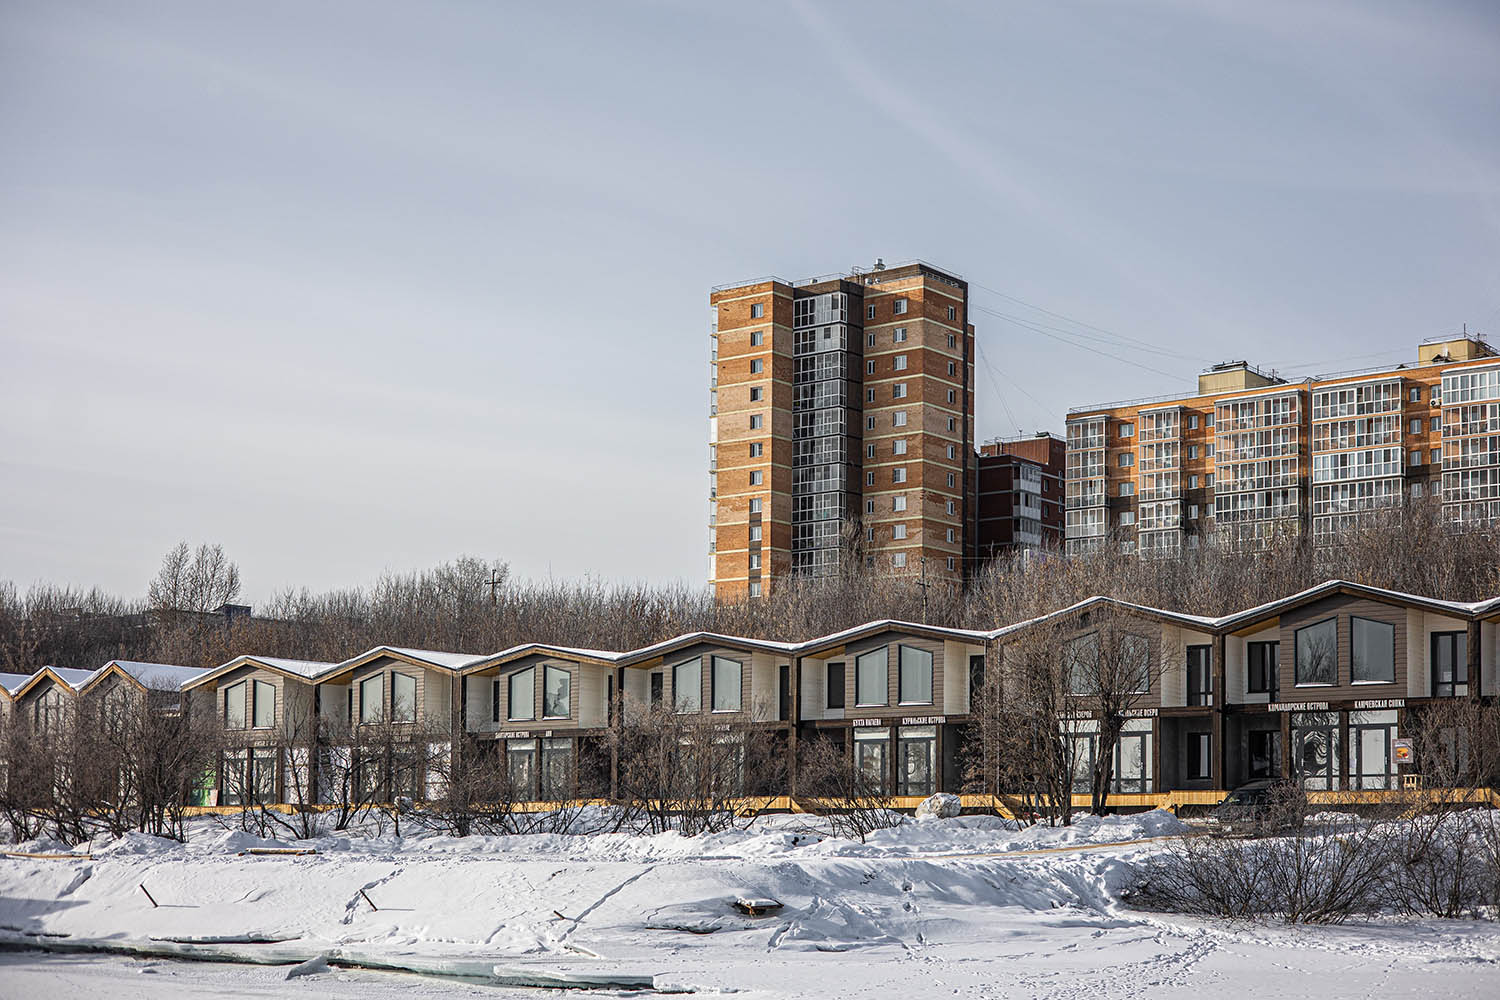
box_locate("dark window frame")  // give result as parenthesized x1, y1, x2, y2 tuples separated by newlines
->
(1294, 617, 1338, 686)
(1350, 616, 1396, 685)
(1247, 641, 1279, 695)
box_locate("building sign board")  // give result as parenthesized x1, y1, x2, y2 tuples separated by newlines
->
(1353, 699, 1405, 710)
(1268, 702, 1329, 713)
(1393, 738, 1414, 765)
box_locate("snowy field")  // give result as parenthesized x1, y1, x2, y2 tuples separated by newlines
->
(1, 811, 1496, 999)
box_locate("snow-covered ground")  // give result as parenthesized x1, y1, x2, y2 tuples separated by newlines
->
(1, 811, 1495, 998)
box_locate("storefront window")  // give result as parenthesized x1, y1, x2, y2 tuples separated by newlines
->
(1292, 711, 1341, 790)
(541, 737, 572, 800)
(897, 725, 936, 796)
(853, 728, 890, 795)
(1349, 710, 1397, 789)
(507, 739, 538, 799)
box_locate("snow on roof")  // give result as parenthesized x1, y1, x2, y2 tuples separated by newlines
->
(101, 660, 212, 691)
(249, 656, 337, 679)
(47, 666, 102, 688)
(987, 596, 1218, 642)
(326, 646, 488, 676)
(798, 619, 993, 653)
(1214, 579, 1494, 630)
(0, 672, 31, 696)
(467, 643, 627, 670)
(618, 630, 802, 665)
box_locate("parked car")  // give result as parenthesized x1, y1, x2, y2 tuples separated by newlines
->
(1213, 779, 1304, 835)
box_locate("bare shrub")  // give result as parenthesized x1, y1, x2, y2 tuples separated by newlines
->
(795, 733, 902, 842)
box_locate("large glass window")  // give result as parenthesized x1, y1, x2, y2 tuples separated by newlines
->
(252, 679, 276, 728)
(1122, 634, 1151, 693)
(897, 725, 936, 795)
(359, 675, 384, 724)
(711, 656, 742, 712)
(898, 646, 933, 705)
(541, 737, 572, 800)
(1349, 710, 1397, 790)
(1247, 641, 1279, 694)
(1294, 618, 1337, 686)
(853, 728, 890, 794)
(224, 680, 247, 730)
(1187, 732, 1212, 780)
(391, 673, 417, 723)
(1432, 631, 1468, 697)
(507, 739, 538, 799)
(543, 666, 571, 719)
(1186, 646, 1212, 706)
(1292, 711, 1341, 790)
(673, 658, 701, 713)
(855, 647, 888, 706)
(251, 747, 277, 802)
(1066, 633, 1100, 695)
(508, 668, 536, 721)
(1350, 617, 1395, 683)
(221, 749, 249, 805)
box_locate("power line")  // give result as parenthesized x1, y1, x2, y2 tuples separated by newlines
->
(972, 303, 1191, 382)
(968, 281, 1209, 361)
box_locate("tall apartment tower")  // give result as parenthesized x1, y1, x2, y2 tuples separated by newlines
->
(1064, 335, 1500, 554)
(708, 260, 976, 599)
(977, 432, 1066, 557)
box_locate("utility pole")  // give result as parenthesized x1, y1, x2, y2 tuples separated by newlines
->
(916, 556, 930, 624)
(486, 569, 503, 605)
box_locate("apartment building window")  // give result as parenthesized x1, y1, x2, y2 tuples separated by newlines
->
(673, 659, 701, 713)
(894, 495, 907, 512)
(866, 526, 875, 541)
(749, 470, 763, 485)
(947, 389, 956, 403)
(1188, 414, 1199, 430)
(749, 581, 761, 597)
(947, 334, 957, 349)
(391, 673, 417, 723)
(865, 499, 875, 514)
(894, 439, 908, 455)
(1120, 423, 1135, 438)
(749, 525, 762, 542)
(894, 552, 907, 568)
(899, 645, 934, 704)
(947, 444, 957, 459)
(749, 387, 762, 401)
(894, 411, 908, 427)
(946, 528, 955, 542)
(1206, 473, 1214, 487)
(1188, 504, 1199, 519)
(894, 355, 908, 371)
(749, 442, 762, 457)
(711, 656, 742, 712)
(855, 647, 887, 706)
(1206, 443, 1215, 457)
(894, 383, 908, 399)
(750, 303, 764, 318)
(826, 662, 845, 709)
(867, 388, 876, 403)
(947, 305, 957, 321)
(946, 557, 956, 571)
(1187, 445, 1199, 459)
(1409, 418, 1421, 434)
(946, 499, 956, 515)
(750, 330, 763, 346)
(867, 471, 876, 486)
(1412, 483, 1424, 499)
(867, 444, 876, 458)
(1431, 447, 1441, 464)
(946, 361, 957, 377)
(1295, 618, 1337, 686)
(749, 553, 760, 569)
(224, 681, 247, 730)
(867, 305, 876, 319)
(893, 299, 908, 315)
(1409, 387, 1420, 402)
(867, 360, 876, 375)
(894, 328, 908, 342)
(1120, 511, 1136, 525)
(1431, 386, 1441, 403)
(360, 675, 384, 724)
(1189, 474, 1199, 489)
(893, 524, 907, 539)
(749, 498, 762, 513)
(1247, 641, 1279, 694)
(1410, 449, 1421, 465)
(868, 333, 876, 347)
(750, 359, 763, 374)
(1119, 453, 1134, 467)
(894, 467, 907, 483)
(1120, 482, 1135, 497)
(1351, 617, 1395, 683)
(1431, 416, 1441, 432)
(947, 472, 956, 487)
(947, 417, 956, 431)
(749, 414, 762, 429)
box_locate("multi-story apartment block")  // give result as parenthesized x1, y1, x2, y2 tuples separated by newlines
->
(977, 432, 1065, 556)
(709, 260, 976, 598)
(1065, 335, 1500, 553)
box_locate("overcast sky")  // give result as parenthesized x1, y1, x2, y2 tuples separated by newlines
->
(3, 1, 1498, 603)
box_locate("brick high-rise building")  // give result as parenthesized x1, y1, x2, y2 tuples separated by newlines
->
(977, 432, 1065, 557)
(1064, 335, 1500, 555)
(708, 260, 975, 599)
